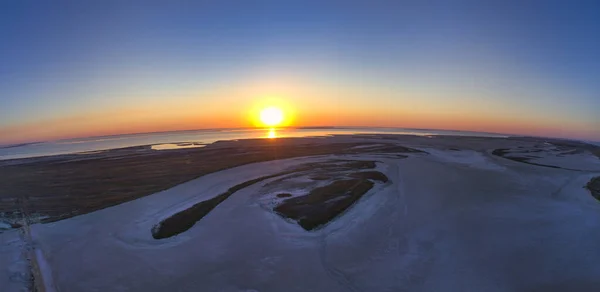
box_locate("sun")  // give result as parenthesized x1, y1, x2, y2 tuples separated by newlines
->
(259, 106, 284, 127)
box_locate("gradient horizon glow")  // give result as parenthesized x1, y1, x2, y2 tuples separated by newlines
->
(1, 0, 599, 145)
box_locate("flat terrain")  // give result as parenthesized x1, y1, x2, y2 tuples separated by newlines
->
(0, 137, 414, 223)
(1, 134, 600, 292)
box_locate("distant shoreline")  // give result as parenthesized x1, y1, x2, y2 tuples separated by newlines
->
(2, 127, 598, 162)
(0, 128, 511, 161)
(1, 126, 514, 146)
(0, 141, 42, 149)
(3, 126, 597, 149)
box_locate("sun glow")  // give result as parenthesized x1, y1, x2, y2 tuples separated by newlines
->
(259, 106, 284, 127)
(267, 128, 277, 138)
(248, 98, 295, 128)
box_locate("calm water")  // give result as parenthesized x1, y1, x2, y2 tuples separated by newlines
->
(0, 127, 509, 160)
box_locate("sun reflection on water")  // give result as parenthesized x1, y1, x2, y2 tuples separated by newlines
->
(267, 128, 277, 139)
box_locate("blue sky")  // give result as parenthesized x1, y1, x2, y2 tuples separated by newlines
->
(1, 0, 599, 143)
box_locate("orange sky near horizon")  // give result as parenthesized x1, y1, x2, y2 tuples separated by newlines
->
(2, 2, 600, 145)
(1, 62, 598, 144)
(2, 96, 596, 144)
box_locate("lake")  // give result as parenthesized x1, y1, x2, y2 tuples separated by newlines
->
(0, 127, 509, 160)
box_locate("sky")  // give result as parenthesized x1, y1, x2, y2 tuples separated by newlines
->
(1, 0, 599, 144)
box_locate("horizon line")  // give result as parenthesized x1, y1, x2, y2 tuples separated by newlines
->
(3, 125, 591, 148)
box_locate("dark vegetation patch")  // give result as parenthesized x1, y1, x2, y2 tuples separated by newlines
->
(265, 159, 377, 188)
(274, 179, 375, 231)
(338, 160, 376, 170)
(587, 177, 600, 201)
(0, 139, 419, 223)
(343, 142, 425, 155)
(152, 193, 228, 239)
(492, 148, 563, 169)
(508, 137, 600, 158)
(152, 160, 387, 239)
(310, 175, 332, 181)
(348, 171, 389, 182)
(492, 148, 511, 157)
(492, 148, 530, 162)
(152, 173, 285, 239)
(289, 160, 376, 173)
(152, 158, 387, 238)
(270, 161, 388, 231)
